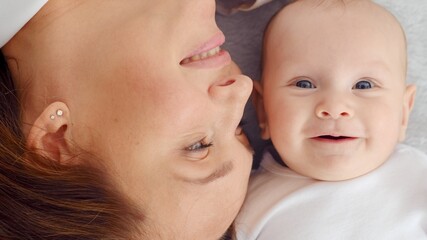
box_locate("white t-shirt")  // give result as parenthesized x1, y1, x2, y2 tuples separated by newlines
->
(236, 144, 427, 240)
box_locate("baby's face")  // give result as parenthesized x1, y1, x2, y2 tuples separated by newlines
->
(259, 0, 415, 180)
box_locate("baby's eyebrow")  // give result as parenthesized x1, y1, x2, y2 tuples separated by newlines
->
(183, 161, 234, 185)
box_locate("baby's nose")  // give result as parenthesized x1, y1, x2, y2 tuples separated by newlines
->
(315, 97, 354, 120)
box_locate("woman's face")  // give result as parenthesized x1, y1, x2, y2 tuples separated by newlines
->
(13, 0, 253, 238)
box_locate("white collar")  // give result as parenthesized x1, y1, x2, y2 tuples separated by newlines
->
(0, 0, 48, 48)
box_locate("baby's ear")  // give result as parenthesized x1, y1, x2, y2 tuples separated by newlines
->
(399, 84, 416, 141)
(253, 81, 270, 140)
(26, 102, 73, 164)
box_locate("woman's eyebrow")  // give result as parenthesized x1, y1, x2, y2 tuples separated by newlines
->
(184, 161, 234, 185)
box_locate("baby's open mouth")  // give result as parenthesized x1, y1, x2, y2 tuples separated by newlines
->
(318, 135, 352, 140)
(180, 46, 222, 64)
(312, 135, 357, 142)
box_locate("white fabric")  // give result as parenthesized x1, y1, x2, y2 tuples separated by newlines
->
(236, 144, 427, 240)
(0, 0, 48, 48)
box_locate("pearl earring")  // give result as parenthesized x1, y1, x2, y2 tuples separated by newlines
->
(56, 109, 64, 117)
(50, 109, 64, 120)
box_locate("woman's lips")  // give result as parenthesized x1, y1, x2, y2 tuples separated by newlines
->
(180, 33, 231, 68)
(184, 32, 225, 59)
(181, 46, 222, 64)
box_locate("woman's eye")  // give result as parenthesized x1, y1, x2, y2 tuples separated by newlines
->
(295, 80, 315, 89)
(186, 141, 213, 152)
(185, 140, 213, 160)
(353, 80, 373, 89)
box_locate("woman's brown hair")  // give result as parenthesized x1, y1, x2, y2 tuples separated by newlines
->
(0, 50, 141, 239)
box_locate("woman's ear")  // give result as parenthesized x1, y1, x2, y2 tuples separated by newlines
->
(399, 84, 416, 141)
(26, 102, 73, 164)
(253, 81, 270, 140)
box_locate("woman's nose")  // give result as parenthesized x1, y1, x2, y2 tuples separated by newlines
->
(315, 97, 354, 120)
(209, 74, 253, 113)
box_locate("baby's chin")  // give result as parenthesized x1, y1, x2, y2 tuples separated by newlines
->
(284, 154, 390, 182)
(307, 167, 379, 182)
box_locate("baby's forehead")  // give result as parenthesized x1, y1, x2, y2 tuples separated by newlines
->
(269, 0, 403, 33)
(262, 0, 407, 78)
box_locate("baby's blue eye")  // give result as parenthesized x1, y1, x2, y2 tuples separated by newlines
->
(353, 80, 373, 89)
(296, 80, 315, 89)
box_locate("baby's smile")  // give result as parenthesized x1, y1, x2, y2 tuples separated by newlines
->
(312, 135, 357, 142)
